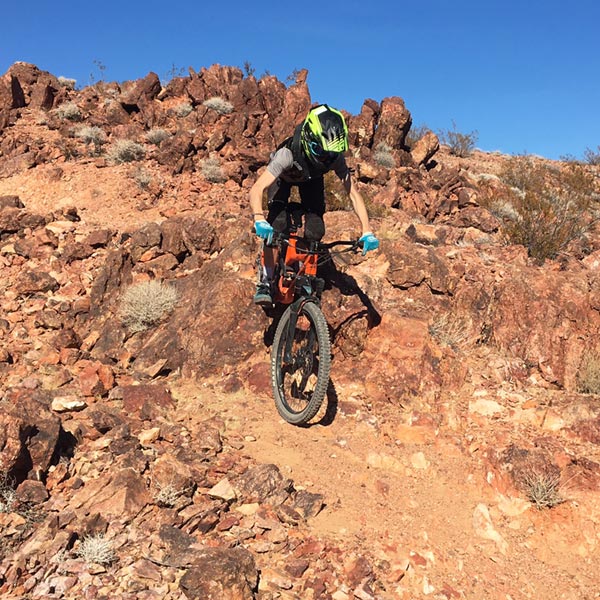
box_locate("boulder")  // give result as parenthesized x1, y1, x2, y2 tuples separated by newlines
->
(180, 547, 258, 600)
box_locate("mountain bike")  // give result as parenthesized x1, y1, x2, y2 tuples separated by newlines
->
(263, 217, 362, 425)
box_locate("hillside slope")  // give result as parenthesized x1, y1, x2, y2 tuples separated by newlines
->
(1, 62, 600, 599)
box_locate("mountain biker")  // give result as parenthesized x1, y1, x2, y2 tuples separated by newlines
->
(249, 103, 379, 305)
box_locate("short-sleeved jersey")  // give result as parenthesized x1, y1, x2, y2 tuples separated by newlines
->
(267, 147, 349, 183)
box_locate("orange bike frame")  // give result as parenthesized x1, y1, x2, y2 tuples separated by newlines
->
(274, 233, 318, 305)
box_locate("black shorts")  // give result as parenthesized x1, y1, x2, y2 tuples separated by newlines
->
(267, 178, 325, 241)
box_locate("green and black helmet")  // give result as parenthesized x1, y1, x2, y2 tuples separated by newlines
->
(301, 104, 349, 165)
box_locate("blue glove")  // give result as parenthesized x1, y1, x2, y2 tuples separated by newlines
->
(255, 220, 274, 245)
(359, 232, 379, 255)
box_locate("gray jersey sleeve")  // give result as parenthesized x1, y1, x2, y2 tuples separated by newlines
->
(266, 147, 350, 181)
(266, 148, 294, 179)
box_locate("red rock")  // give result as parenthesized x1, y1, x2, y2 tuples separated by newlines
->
(121, 383, 175, 420)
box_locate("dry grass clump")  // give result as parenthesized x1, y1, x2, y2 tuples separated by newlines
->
(429, 312, 472, 349)
(523, 472, 564, 510)
(200, 157, 227, 183)
(75, 125, 107, 155)
(57, 76, 77, 90)
(174, 102, 193, 118)
(119, 280, 178, 333)
(203, 96, 234, 115)
(106, 139, 146, 164)
(55, 102, 82, 122)
(153, 483, 184, 508)
(576, 349, 600, 394)
(134, 167, 153, 191)
(373, 143, 396, 169)
(75, 533, 116, 565)
(146, 128, 170, 145)
(0, 475, 16, 513)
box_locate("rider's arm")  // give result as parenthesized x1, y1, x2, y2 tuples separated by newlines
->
(249, 169, 277, 221)
(341, 173, 373, 236)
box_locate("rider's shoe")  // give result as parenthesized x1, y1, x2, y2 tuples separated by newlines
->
(253, 283, 273, 306)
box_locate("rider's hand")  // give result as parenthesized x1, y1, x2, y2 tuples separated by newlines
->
(359, 232, 379, 255)
(254, 219, 274, 245)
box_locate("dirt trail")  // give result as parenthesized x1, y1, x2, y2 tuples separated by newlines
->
(173, 379, 600, 600)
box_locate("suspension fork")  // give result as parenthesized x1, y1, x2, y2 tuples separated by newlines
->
(283, 296, 319, 364)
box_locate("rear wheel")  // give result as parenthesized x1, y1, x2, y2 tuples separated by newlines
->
(271, 301, 331, 425)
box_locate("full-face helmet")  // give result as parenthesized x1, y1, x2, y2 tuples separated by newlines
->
(301, 104, 349, 165)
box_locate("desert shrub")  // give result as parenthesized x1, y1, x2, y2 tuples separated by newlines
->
(134, 168, 152, 191)
(523, 472, 564, 510)
(200, 157, 227, 183)
(584, 145, 600, 166)
(75, 125, 106, 145)
(75, 126, 107, 155)
(440, 121, 478, 157)
(146, 128, 170, 145)
(57, 76, 76, 90)
(76, 534, 115, 565)
(243, 61, 255, 77)
(174, 102, 193, 118)
(496, 156, 598, 262)
(373, 143, 396, 169)
(106, 139, 146, 164)
(203, 96, 234, 115)
(577, 349, 600, 394)
(55, 102, 82, 122)
(119, 280, 178, 333)
(153, 483, 184, 508)
(429, 312, 472, 349)
(0, 476, 16, 513)
(405, 124, 432, 148)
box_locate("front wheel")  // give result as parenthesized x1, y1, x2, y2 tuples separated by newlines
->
(271, 301, 331, 425)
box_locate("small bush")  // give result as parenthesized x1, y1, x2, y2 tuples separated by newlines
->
(76, 534, 115, 565)
(120, 280, 178, 333)
(203, 96, 234, 115)
(134, 167, 153, 191)
(496, 156, 599, 262)
(577, 349, 600, 394)
(372, 143, 396, 169)
(55, 102, 82, 122)
(584, 145, 600, 166)
(75, 126, 107, 155)
(174, 102, 193, 118)
(106, 139, 146, 164)
(57, 76, 76, 90)
(146, 128, 170, 145)
(440, 121, 478, 157)
(200, 157, 227, 183)
(524, 472, 564, 510)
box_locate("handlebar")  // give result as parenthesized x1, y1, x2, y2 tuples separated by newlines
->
(317, 239, 363, 252)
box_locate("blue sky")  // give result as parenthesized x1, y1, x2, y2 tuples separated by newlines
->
(2, 0, 599, 160)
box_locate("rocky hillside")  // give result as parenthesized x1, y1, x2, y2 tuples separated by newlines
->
(1, 62, 600, 599)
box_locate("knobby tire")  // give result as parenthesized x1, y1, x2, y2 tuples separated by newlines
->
(271, 302, 331, 425)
